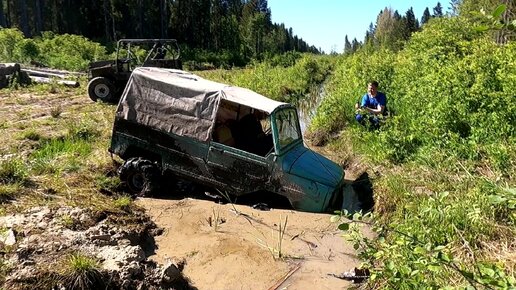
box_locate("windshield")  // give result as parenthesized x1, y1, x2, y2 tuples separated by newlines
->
(275, 108, 301, 150)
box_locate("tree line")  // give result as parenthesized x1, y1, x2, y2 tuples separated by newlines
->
(0, 0, 319, 65)
(344, 0, 515, 54)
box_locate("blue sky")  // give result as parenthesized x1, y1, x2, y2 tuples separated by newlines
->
(268, 0, 448, 53)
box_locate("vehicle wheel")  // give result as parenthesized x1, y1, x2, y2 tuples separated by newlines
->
(87, 77, 115, 103)
(118, 157, 161, 196)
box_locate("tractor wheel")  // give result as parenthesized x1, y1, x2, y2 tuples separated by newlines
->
(87, 77, 115, 103)
(118, 157, 161, 196)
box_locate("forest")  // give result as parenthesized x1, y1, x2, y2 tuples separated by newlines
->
(0, 0, 318, 66)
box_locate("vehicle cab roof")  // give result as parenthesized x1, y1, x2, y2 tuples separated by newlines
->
(116, 67, 290, 142)
(134, 67, 289, 113)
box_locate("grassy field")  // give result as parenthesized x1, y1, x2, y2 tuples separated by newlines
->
(0, 81, 131, 218)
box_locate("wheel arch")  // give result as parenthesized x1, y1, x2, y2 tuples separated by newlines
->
(121, 146, 162, 165)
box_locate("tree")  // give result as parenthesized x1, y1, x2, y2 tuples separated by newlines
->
(449, 0, 461, 15)
(433, 2, 444, 17)
(34, 0, 44, 34)
(257, 0, 268, 13)
(160, 0, 167, 38)
(344, 35, 352, 54)
(375, 7, 405, 50)
(421, 7, 431, 25)
(0, 0, 6, 28)
(19, 0, 31, 36)
(456, 0, 498, 16)
(405, 7, 419, 34)
(351, 38, 360, 52)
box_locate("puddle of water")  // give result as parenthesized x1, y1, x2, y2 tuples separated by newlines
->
(297, 84, 326, 135)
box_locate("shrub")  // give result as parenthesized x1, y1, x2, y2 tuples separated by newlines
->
(0, 28, 25, 62)
(320, 15, 516, 289)
(37, 32, 107, 71)
(197, 54, 334, 103)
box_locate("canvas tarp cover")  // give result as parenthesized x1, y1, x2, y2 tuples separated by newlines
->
(116, 67, 287, 142)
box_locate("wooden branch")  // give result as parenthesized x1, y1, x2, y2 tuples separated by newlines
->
(267, 263, 301, 290)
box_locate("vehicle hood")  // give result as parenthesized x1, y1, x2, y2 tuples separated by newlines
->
(283, 145, 343, 188)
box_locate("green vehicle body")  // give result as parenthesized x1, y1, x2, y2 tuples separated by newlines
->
(109, 68, 347, 213)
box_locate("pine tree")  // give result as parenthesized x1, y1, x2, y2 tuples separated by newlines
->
(0, 0, 6, 28)
(405, 7, 419, 34)
(421, 7, 431, 25)
(258, 0, 268, 13)
(344, 35, 352, 54)
(433, 2, 443, 17)
(19, 0, 30, 36)
(351, 38, 360, 52)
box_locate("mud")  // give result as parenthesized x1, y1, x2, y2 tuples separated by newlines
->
(0, 206, 196, 290)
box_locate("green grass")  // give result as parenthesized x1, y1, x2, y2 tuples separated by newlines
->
(0, 184, 22, 201)
(196, 54, 334, 103)
(95, 174, 121, 193)
(60, 253, 104, 290)
(0, 158, 29, 185)
(31, 138, 93, 174)
(59, 214, 75, 229)
(113, 196, 132, 211)
(19, 128, 42, 141)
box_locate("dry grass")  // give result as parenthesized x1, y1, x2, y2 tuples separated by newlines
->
(0, 84, 119, 215)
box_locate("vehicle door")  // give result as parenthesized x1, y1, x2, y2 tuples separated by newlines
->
(206, 142, 274, 194)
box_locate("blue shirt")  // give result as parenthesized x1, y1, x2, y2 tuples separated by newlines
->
(360, 92, 387, 109)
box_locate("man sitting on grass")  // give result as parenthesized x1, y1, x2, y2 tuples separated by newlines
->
(355, 80, 387, 128)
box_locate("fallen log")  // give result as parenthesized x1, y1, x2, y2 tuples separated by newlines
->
(23, 66, 86, 77)
(29, 76, 80, 88)
(21, 68, 68, 79)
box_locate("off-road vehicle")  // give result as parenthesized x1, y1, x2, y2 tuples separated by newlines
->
(109, 67, 355, 213)
(87, 39, 182, 103)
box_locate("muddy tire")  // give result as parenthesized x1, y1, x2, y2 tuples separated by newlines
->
(118, 157, 161, 196)
(87, 77, 114, 102)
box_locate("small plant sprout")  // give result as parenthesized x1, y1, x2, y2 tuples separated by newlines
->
(206, 206, 225, 232)
(59, 214, 75, 229)
(114, 196, 132, 211)
(50, 105, 62, 118)
(276, 215, 288, 259)
(257, 215, 289, 260)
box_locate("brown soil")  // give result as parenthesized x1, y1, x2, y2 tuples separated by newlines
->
(138, 196, 372, 290)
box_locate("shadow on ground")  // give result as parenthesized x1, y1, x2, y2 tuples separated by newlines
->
(150, 176, 294, 211)
(351, 172, 375, 212)
(146, 171, 375, 215)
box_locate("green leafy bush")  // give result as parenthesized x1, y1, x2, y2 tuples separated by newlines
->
(197, 54, 333, 103)
(313, 16, 515, 170)
(0, 29, 107, 71)
(37, 32, 107, 71)
(0, 28, 26, 62)
(319, 15, 515, 289)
